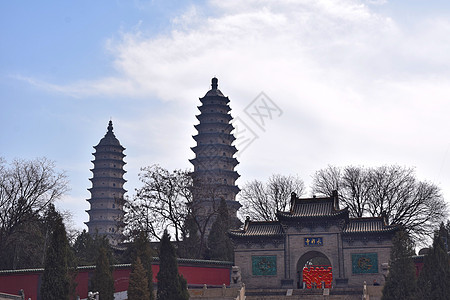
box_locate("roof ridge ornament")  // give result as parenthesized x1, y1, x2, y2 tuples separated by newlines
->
(332, 190, 339, 209)
(381, 211, 388, 225)
(290, 192, 297, 213)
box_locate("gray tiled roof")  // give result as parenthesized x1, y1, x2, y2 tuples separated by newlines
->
(343, 217, 397, 234)
(230, 194, 398, 239)
(277, 197, 347, 219)
(230, 221, 284, 238)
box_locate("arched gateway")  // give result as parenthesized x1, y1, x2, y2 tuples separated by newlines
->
(296, 251, 332, 289)
(230, 191, 398, 289)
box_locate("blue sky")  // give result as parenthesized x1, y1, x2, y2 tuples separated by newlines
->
(2, 0, 450, 231)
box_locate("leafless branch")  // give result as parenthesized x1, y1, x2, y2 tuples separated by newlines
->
(239, 174, 305, 221)
(311, 165, 448, 241)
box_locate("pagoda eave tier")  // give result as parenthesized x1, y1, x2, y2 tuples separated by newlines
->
(191, 169, 240, 179)
(192, 133, 235, 142)
(86, 198, 123, 203)
(89, 177, 127, 184)
(226, 199, 242, 208)
(86, 208, 125, 214)
(92, 150, 126, 156)
(189, 156, 239, 166)
(90, 233, 123, 239)
(85, 220, 118, 226)
(198, 105, 231, 113)
(86, 199, 126, 205)
(192, 184, 241, 195)
(194, 123, 234, 132)
(191, 182, 241, 194)
(92, 156, 126, 162)
(94, 144, 125, 151)
(91, 158, 126, 168)
(190, 144, 237, 154)
(88, 187, 127, 193)
(196, 113, 233, 122)
(90, 168, 127, 175)
(199, 94, 230, 103)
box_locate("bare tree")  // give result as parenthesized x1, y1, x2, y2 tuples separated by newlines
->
(239, 174, 305, 221)
(124, 165, 192, 242)
(124, 165, 226, 258)
(312, 165, 371, 217)
(185, 180, 229, 258)
(0, 157, 68, 248)
(0, 157, 69, 269)
(312, 165, 447, 240)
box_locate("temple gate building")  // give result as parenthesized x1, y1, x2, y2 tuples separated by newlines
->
(85, 120, 126, 245)
(190, 78, 241, 236)
(230, 191, 398, 289)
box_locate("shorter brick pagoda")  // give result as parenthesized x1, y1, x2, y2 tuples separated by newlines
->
(85, 121, 126, 245)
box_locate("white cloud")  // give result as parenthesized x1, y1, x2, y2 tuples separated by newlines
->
(13, 0, 450, 227)
(16, 0, 399, 100)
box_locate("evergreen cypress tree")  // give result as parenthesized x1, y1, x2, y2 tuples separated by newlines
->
(40, 206, 70, 300)
(180, 214, 202, 259)
(207, 198, 233, 261)
(68, 256, 79, 300)
(178, 274, 190, 300)
(156, 230, 189, 300)
(382, 230, 417, 300)
(73, 229, 97, 265)
(91, 245, 115, 300)
(128, 256, 150, 300)
(130, 232, 155, 300)
(416, 224, 450, 300)
(73, 232, 116, 267)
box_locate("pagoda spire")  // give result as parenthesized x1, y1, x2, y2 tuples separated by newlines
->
(107, 120, 113, 133)
(211, 77, 218, 90)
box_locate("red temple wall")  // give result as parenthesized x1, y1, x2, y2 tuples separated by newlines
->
(0, 263, 230, 300)
(0, 273, 40, 300)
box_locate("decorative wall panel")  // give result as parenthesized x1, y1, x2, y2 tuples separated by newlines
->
(252, 256, 277, 276)
(351, 253, 378, 274)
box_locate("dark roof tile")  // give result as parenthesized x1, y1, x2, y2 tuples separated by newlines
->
(343, 217, 397, 234)
(230, 221, 283, 238)
(277, 197, 347, 219)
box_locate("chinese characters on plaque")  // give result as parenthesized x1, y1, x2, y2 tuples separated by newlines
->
(304, 237, 323, 246)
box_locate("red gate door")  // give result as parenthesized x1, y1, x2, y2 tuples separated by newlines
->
(302, 265, 332, 289)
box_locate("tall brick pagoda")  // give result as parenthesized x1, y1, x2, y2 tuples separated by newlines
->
(190, 78, 241, 236)
(85, 120, 126, 245)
